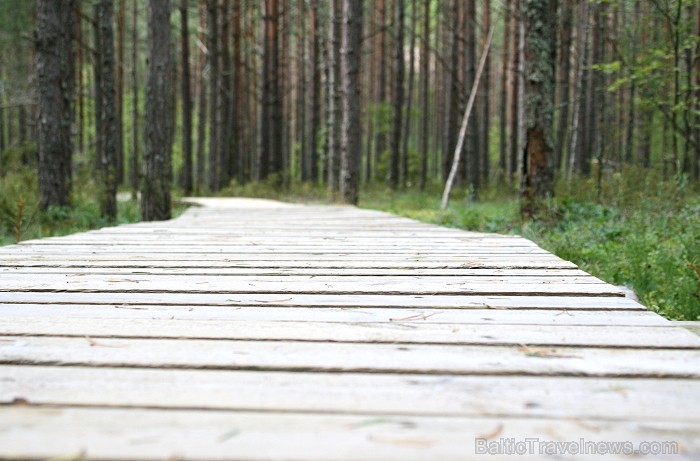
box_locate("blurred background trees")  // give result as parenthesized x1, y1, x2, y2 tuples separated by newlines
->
(0, 0, 699, 215)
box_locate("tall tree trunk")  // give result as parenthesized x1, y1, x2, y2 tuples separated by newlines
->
(328, 0, 342, 191)
(520, 0, 556, 219)
(479, 0, 491, 186)
(402, 0, 417, 187)
(0, 87, 4, 157)
(433, 1, 445, 180)
(508, 0, 520, 181)
(130, 0, 139, 199)
(694, 4, 700, 180)
(498, 0, 510, 180)
(93, 0, 119, 221)
(142, 0, 173, 221)
(116, 0, 126, 184)
(18, 106, 27, 144)
(567, 0, 588, 177)
(340, 0, 362, 204)
(463, 0, 478, 191)
(305, 0, 321, 183)
(373, 0, 387, 175)
(419, 0, 430, 190)
(280, 1, 291, 187)
(219, 0, 232, 186)
(231, 0, 242, 183)
(578, 4, 595, 176)
(75, 4, 85, 156)
(390, 0, 404, 188)
(206, 0, 219, 190)
(443, 0, 460, 180)
(195, 1, 207, 191)
(259, 0, 283, 182)
(36, 0, 75, 210)
(180, 0, 193, 195)
(296, 0, 306, 182)
(554, 0, 572, 172)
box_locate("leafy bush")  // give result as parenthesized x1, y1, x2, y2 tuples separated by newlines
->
(0, 164, 144, 246)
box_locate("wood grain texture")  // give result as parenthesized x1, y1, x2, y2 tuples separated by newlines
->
(0, 407, 697, 461)
(0, 198, 697, 460)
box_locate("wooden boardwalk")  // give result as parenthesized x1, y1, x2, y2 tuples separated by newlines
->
(1, 197, 699, 460)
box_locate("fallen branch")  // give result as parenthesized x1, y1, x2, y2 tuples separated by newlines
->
(440, 23, 496, 211)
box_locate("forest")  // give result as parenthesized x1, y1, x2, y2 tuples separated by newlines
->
(0, 0, 698, 320)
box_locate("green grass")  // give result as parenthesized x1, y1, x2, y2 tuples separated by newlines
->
(358, 172, 700, 321)
(0, 144, 187, 246)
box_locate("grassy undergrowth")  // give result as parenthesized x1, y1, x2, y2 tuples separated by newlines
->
(215, 170, 699, 320)
(359, 172, 700, 321)
(0, 147, 186, 246)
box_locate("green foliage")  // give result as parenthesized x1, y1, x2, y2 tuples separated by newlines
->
(360, 170, 700, 321)
(219, 175, 335, 203)
(0, 163, 145, 246)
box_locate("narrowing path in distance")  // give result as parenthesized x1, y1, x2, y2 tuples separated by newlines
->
(0, 197, 699, 460)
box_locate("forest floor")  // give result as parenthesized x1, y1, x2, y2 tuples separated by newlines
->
(1, 161, 698, 321)
(356, 175, 699, 322)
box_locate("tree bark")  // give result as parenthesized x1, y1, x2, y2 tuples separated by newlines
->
(142, 0, 173, 221)
(328, 0, 342, 191)
(130, 0, 139, 200)
(206, 0, 220, 191)
(443, 0, 460, 180)
(441, 24, 495, 210)
(180, 0, 193, 195)
(0, 88, 4, 157)
(373, 0, 387, 175)
(93, 0, 119, 221)
(463, 0, 477, 189)
(305, 0, 321, 183)
(116, 0, 126, 184)
(419, 0, 430, 190)
(554, 0, 572, 172)
(259, 0, 283, 182)
(498, 0, 510, 179)
(195, 0, 207, 191)
(219, 0, 232, 186)
(340, 0, 362, 204)
(231, 0, 242, 183)
(36, 0, 75, 210)
(402, 0, 417, 187)
(75, 4, 84, 156)
(520, 0, 556, 219)
(479, 0, 491, 186)
(389, 0, 404, 188)
(508, 0, 521, 181)
(567, 0, 588, 177)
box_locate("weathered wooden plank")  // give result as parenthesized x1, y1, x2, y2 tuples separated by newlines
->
(4, 245, 553, 255)
(0, 267, 591, 277)
(0, 274, 622, 296)
(675, 322, 700, 337)
(0, 304, 665, 326)
(2, 366, 699, 421)
(0, 406, 695, 461)
(2, 336, 699, 377)
(0, 273, 608, 285)
(0, 292, 642, 309)
(0, 256, 579, 269)
(21, 233, 538, 243)
(89, 228, 504, 236)
(1, 316, 696, 348)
